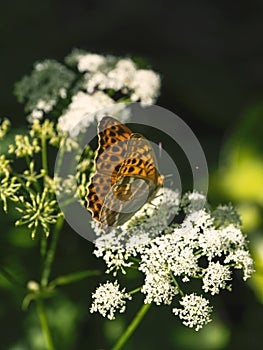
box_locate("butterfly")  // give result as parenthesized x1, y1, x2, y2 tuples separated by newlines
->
(86, 116, 163, 230)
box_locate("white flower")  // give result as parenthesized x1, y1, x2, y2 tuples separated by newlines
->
(199, 224, 247, 262)
(93, 187, 180, 251)
(103, 250, 133, 276)
(186, 191, 207, 212)
(77, 53, 106, 72)
(139, 232, 199, 279)
(90, 281, 132, 320)
(106, 59, 137, 91)
(90, 190, 254, 330)
(173, 294, 212, 331)
(141, 272, 179, 305)
(31, 109, 44, 120)
(202, 261, 232, 295)
(183, 209, 214, 230)
(130, 70, 160, 105)
(58, 91, 114, 135)
(85, 71, 108, 93)
(219, 224, 246, 251)
(198, 228, 225, 261)
(224, 249, 254, 281)
(59, 88, 67, 98)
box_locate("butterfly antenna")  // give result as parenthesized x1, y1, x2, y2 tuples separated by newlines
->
(163, 173, 173, 179)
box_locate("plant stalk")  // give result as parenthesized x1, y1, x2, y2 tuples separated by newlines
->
(112, 303, 151, 350)
(41, 216, 64, 287)
(36, 299, 55, 350)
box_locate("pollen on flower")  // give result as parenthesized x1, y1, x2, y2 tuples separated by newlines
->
(90, 281, 132, 320)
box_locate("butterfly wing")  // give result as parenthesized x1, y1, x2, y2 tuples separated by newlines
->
(100, 134, 163, 228)
(86, 116, 132, 221)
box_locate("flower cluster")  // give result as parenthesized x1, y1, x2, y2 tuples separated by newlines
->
(172, 294, 213, 331)
(90, 191, 254, 330)
(0, 114, 88, 238)
(15, 188, 60, 239)
(59, 52, 160, 135)
(90, 281, 131, 320)
(4, 51, 160, 239)
(0, 118, 10, 139)
(14, 50, 160, 138)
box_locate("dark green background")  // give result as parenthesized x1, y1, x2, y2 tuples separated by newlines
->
(1, 1, 263, 349)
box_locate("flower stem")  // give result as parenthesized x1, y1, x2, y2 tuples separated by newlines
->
(112, 303, 151, 350)
(40, 232, 47, 260)
(41, 216, 64, 287)
(0, 265, 26, 290)
(36, 299, 55, 350)
(41, 134, 48, 173)
(170, 272, 184, 297)
(128, 287, 142, 295)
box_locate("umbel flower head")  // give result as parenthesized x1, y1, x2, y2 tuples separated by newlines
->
(90, 191, 254, 330)
(15, 188, 60, 239)
(90, 281, 132, 320)
(14, 49, 161, 138)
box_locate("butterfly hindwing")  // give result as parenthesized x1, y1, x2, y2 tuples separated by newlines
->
(100, 134, 163, 228)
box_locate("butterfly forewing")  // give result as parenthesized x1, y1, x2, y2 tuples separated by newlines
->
(86, 116, 163, 229)
(86, 117, 132, 221)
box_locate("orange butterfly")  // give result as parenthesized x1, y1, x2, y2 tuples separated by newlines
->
(86, 116, 163, 230)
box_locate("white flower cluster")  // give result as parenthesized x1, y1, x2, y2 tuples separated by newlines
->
(90, 281, 131, 320)
(173, 294, 213, 331)
(58, 92, 130, 137)
(90, 190, 254, 330)
(93, 188, 180, 274)
(30, 99, 57, 121)
(58, 53, 160, 135)
(78, 54, 160, 105)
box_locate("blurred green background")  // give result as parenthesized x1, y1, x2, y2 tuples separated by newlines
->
(1, 1, 263, 349)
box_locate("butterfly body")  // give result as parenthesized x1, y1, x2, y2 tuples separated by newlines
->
(86, 116, 163, 229)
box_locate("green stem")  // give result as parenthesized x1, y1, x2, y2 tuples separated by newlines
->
(40, 232, 47, 260)
(13, 174, 36, 196)
(25, 155, 31, 168)
(36, 299, 55, 350)
(112, 303, 151, 350)
(41, 134, 48, 173)
(128, 287, 141, 295)
(41, 216, 64, 287)
(0, 265, 26, 290)
(170, 272, 184, 297)
(49, 269, 101, 288)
